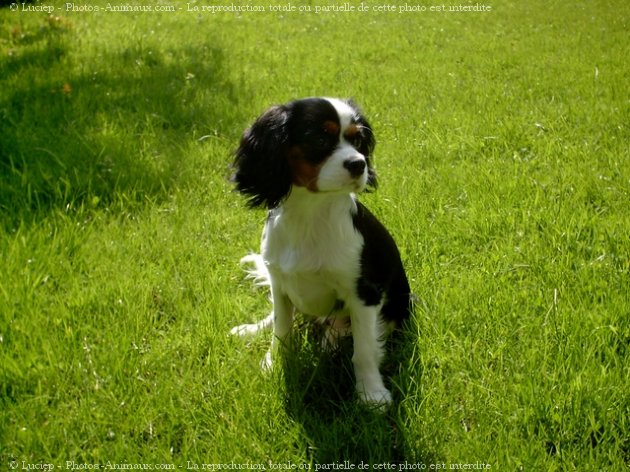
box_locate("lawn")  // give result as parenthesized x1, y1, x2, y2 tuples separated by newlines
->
(1, 0, 629, 469)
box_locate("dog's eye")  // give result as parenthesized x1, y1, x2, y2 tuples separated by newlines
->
(350, 135, 363, 148)
(313, 130, 334, 149)
(345, 132, 363, 149)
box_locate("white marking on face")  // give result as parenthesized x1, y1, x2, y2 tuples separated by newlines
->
(316, 99, 368, 193)
(325, 97, 356, 131)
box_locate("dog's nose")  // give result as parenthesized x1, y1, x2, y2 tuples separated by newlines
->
(343, 158, 366, 177)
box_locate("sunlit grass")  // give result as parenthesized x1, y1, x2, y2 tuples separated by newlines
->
(1, 0, 628, 469)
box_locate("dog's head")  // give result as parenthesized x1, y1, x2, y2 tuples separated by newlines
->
(232, 97, 377, 209)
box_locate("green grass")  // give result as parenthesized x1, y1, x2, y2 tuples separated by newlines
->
(1, 0, 629, 469)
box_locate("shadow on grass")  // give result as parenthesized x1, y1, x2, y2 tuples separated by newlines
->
(0, 14, 247, 224)
(280, 324, 435, 465)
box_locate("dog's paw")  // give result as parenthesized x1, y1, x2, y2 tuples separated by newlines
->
(357, 386, 393, 410)
(229, 314, 273, 337)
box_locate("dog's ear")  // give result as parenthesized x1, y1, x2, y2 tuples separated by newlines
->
(348, 100, 377, 190)
(232, 105, 293, 208)
(360, 117, 377, 190)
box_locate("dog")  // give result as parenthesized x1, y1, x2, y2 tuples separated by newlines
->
(230, 97, 412, 408)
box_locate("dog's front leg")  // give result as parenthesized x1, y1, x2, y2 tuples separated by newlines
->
(349, 303, 391, 408)
(263, 283, 294, 370)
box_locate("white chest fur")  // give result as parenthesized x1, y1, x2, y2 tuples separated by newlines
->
(261, 189, 363, 317)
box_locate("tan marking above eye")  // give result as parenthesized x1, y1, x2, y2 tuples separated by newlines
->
(344, 123, 359, 140)
(323, 120, 340, 136)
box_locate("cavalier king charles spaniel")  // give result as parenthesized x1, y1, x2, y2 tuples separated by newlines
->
(230, 97, 412, 408)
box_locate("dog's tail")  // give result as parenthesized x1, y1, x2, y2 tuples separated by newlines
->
(230, 254, 274, 337)
(240, 253, 271, 288)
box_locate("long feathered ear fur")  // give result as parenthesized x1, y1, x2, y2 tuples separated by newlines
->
(232, 105, 292, 209)
(347, 99, 378, 190)
(361, 118, 378, 191)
